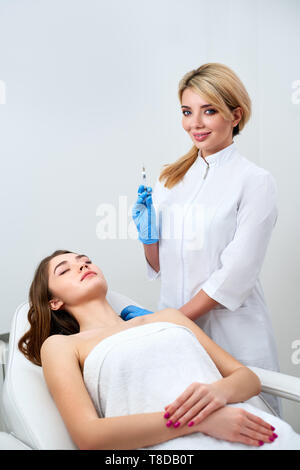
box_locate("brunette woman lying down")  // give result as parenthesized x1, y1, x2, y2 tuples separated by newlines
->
(19, 250, 300, 450)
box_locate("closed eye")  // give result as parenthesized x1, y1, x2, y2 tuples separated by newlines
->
(59, 269, 69, 275)
(59, 260, 92, 275)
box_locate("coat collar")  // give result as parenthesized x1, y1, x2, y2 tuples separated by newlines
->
(197, 141, 237, 167)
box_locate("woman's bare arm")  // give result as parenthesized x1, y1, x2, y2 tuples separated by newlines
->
(179, 289, 220, 320)
(143, 242, 160, 273)
(41, 335, 194, 450)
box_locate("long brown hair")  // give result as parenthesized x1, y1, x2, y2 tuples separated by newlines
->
(159, 62, 252, 189)
(18, 249, 80, 366)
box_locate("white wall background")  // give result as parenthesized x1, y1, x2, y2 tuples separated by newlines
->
(0, 0, 299, 432)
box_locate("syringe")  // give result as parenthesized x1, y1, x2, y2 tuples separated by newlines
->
(142, 163, 151, 192)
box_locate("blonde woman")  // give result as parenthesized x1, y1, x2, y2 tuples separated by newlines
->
(128, 63, 281, 416)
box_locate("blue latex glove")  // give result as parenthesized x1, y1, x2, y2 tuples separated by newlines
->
(120, 305, 154, 321)
(132, 185, 159, 244)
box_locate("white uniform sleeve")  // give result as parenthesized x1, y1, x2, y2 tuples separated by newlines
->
(201, 172, 278, 311)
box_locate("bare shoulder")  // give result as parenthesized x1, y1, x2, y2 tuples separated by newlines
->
(41, 334, 77, 365)
(41, 333, 71, 352)
(152, 308, 195, 329)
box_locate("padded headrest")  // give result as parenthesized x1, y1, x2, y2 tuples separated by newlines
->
(1, 290, 142, 449)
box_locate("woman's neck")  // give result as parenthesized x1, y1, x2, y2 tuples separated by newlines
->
(68, 297, 124, 332)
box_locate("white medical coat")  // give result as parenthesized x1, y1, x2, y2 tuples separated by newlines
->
(146, 141, 281, 414)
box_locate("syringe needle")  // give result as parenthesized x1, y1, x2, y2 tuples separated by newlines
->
(142, 163, 147, 187)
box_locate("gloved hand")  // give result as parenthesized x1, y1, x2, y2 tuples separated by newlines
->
(132, 185, 159, 244)
(120, 305, 154, 321)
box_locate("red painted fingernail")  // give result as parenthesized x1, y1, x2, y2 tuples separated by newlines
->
(269, 436, 274, 442)
(188, 421, 194, 427)
(163, 412, 170, 419)
(258, 441, 264, 446)
(166, 420, 173, 427)
(271, 426, 276, 431)
(273, 433, 278, 439)
(173, 421, 180, 428)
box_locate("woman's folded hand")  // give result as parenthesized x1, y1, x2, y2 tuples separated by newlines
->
(163, 382, 227, 428)
(193, 406, 277, 447)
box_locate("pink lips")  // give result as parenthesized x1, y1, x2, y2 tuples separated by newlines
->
(81, 271, 97, 281)
(193, 132, 211, 142)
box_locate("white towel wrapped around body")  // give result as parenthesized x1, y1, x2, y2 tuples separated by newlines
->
(83, 321, 300, 450)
